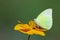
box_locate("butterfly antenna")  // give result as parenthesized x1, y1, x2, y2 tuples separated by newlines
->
(17, 20, 22, 23)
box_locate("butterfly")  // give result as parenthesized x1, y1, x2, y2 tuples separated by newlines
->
(14, 8, 53, 36)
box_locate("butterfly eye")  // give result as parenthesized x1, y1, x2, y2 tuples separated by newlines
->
(33, 28, 35, 29)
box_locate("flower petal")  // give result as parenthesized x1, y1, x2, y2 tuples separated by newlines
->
(14, 24, 31, 30)
(32, 29, 45, 36)
(14, 21, 45, 36)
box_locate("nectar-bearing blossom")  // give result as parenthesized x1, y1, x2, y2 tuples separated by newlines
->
(14, 20, 45, 36)
(14, 8, 53, 37)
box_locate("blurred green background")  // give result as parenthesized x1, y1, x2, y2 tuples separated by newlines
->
(0, 0, 60, 40)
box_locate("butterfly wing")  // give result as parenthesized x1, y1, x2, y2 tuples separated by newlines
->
(34, 8, 53, 30)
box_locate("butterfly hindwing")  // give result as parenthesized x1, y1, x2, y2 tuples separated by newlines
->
(34, 8, 53, 30)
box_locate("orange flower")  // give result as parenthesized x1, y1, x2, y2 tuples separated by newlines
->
(14, 20, 46, 36)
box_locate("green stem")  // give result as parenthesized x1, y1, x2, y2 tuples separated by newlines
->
(28, 35, 31, 40)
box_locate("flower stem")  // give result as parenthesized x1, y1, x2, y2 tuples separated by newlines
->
(28, 35, 31, 40)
